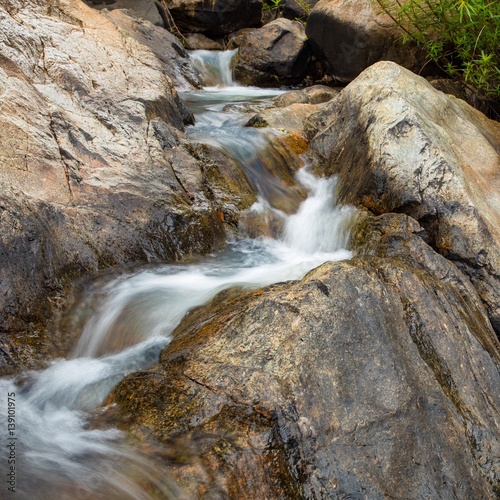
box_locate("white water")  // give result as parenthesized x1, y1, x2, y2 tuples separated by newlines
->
(0, 51, 356, 499)
(189, 49, 238, 87)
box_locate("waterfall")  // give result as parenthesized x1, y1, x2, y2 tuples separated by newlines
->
(189, 49, 238, 87)
(284, 168, 355, 253)
(0, 51, 357, 499)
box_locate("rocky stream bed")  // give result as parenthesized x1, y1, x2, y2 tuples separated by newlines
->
(0, 0, 499, 499)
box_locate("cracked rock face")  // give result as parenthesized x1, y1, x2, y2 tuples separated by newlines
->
(0, 0, 249, 372)
(308, 61, 500, 337)
(111, 213, 500, 498)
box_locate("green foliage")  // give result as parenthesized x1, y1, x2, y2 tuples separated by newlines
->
(262, 0, 283, 12)
(294, 0, 313, 16)
(375, 0, 500, 99)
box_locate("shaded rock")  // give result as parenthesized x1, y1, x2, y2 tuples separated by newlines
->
(185, 33, 224, 50)
(309, 61, 500, 335)
(429, 78, 494, 118)
(226, 28, 255, 50)
(165, 0, 262, 37)
(111, 212, 500, 498)
(0, 0, 243, 373)
(233, 18, 311, 87)
(306, 0, 426, 82)
(84, 0, 165, 26)
(282, 0, 318, 20)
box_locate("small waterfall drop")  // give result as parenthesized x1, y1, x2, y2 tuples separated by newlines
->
(189, 49, 238, 87)
(284, 168, 355, 253)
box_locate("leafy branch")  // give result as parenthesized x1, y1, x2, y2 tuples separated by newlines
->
(374, 0, 500, 100)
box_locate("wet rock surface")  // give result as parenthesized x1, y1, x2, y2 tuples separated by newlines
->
(246, 103, 323, 132)
(111, 212, 500, 499)
(233, 19, 311, 87)
(271, 85, 339, 107)
(309, 61, 500, 336)
(184, 143, 257, 229)
(0, 0, 251, 373)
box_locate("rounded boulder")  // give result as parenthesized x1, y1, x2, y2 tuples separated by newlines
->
(233, 18, 311, 87)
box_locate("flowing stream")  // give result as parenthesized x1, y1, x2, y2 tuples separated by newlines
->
(0, 51, 356, 499)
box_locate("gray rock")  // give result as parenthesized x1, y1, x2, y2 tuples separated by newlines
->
(233, 18, 311, 87)
(306, 0, 426, 82)
(104, 9, 203, 90)
(226, 28, 256, 50)
(309, 61, 500, 336)
(111, 212, 500, 499)
(85, 0, 165, 27)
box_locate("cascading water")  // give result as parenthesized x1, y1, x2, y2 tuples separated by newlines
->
(0, 51, 357, 499)
(189, 49, 238, 87)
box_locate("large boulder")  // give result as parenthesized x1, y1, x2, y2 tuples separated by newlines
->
(111, 213, 500, 498)
(0, 0, 252, 373)
(165, 0, 262, 36)
(233, 18, 311, 87)
(308, 61, 500, 335)
(305, 0, 426, 82)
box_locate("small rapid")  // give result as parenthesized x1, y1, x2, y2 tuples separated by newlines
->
(1, 50, 356, 499)
(189, 49, 238, 87)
